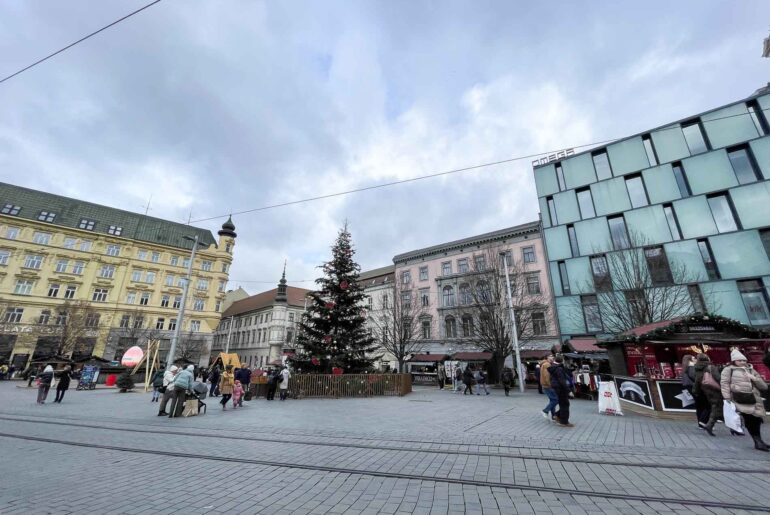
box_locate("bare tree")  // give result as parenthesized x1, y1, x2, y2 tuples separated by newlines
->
(176, 330, 204, 363)
(369, 282, 432, 373)
(447, 246, 551, 381)
(570, 231, 720, 335)
(54, 300, 102, 357)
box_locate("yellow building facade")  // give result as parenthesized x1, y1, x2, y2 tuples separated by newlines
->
(0, 182, 236, 369)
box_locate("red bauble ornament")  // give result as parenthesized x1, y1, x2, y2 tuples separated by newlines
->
(323, 335, 332, 343)
(311, 357, 320, 366)
(340, 280, 349, 290)
(325, 302, 335, 309)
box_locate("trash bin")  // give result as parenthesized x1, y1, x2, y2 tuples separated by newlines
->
(105, 374, 117, 387)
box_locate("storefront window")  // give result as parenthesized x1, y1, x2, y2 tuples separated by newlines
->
(738, 279, 770, 325)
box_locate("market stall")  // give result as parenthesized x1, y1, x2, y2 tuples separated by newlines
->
(406, 353, 448, 385)
(597, 315, 770, 417)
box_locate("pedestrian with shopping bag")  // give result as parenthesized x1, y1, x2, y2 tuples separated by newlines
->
(692, 354, 722, 436)
(169, 365, 194, 418)
(36, 365, 54, 405)
(720, 349, 768, 452)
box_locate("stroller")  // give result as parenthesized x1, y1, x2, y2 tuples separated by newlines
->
(184, 381, 208, 416)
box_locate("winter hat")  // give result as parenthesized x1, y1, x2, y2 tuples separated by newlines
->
(731, 349, 748, 362)
(186, 365, 194, 372)
(170, 365, 178, 372)
(696, 353, 710, 363)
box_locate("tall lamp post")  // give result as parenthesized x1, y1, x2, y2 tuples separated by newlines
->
(500, 252, 524, 393)
(167, 234, 203, 366)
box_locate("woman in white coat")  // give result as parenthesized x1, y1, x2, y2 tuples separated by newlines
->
(279, 366, 291, 401)
(721, 349, 768, 452)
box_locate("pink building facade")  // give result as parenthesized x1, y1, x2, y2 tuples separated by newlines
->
(392, 221, 559, 358)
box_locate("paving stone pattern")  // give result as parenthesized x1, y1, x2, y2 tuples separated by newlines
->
(0, 381, 768, 514)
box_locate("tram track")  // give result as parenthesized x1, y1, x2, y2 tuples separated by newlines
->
(2, 414, 769, 474)
(0, 430, 767, 513)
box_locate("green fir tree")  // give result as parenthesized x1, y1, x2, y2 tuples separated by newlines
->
(289, 224, 380, 373)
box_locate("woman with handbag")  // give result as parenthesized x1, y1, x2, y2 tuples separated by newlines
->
(681, 354, 709, 428)
(720, 349, 769, 452)
(692, 354, 722, 436)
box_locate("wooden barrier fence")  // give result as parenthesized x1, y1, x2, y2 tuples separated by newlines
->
(288, 373, 412, 399)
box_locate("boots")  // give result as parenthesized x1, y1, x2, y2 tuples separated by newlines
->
(752, 435, 769, 452)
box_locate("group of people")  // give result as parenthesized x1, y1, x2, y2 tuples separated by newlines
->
(539, 354, 574, 427)
(682, 349, 769, 452)
(33, 365, 73, 405)
(451, 365, 492, 395)
(153, 362, 292, 417)
(0, 363, 16, 380)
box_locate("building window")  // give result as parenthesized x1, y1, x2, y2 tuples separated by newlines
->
(56, 259, 69, 273)
(532, 312, 547, 335)
(119, 315, 131, 328)
(126, 292, 136, 305)
(590, 255, 612, 292)
(474, 255, 486, 271)
(567, 224, 580, 257)
(546, 196, 558, 225)
(160, 295, 170, 308)
(457, 258, 469, 274)
(131, 270, 142, 282)
(442, 286, 455, 307)
(642, 134, 658, 166)
(608, 216, 630, 250)
(170, 255, 179, 266)
(0, 249, 8, 265)
(107, 225, 123, 236)
(419, 266, 428, 281)
(92, 288, 109, 302)
(644, 246, 673, 286)
(137, 250, 147, 261)
(64, 285, 77, 299)
(140, 292, 151, 306)
(420, 288, 430, 307)
(33, 232, 51, 245)
(37, 211, 56, 223)
(5, 226, 19, 239)
(38, 310, 51, 325)
(671, 162, 691, 198)
(526, 273, 541, 294)
(738, 279, 770, 325)
(555, 163, 566, 191)
(681, 120, 709, 154)
(78, 219, 96, 230)
(461, 315, 473, 337)
(99, 264, 115, 278)
(173, 296, 182, 309)
(201, 260, 212, 271)
(558, 261, 570, 295)
(225, 243, 232, 253)
(79, 240, 92, 252)
(421, 320, 431, 339)
(441, 262, 452, 276)
(522, 246, 536, 263)
(401, 270, 411, 284)
(190, 320, 201, 332)
(71, 261, 85, 275)
(697, 239, 720, 280)
(444, 316, 457, 338)
(499, 250, 512, 268)
(151, 251, 160, 263)
(663, 204, 682, 241)
(168, 319, 177, 331)
(747, 99, 769, 135)
(1, 204, 20, 215)
(145, 271, 156, 284)
(24, 254, 43, 269)
(689, 284, 706, 313)
(222, 262, 229, 273)
(14, 279, 34, 295)
(192, 299, 204, 311)
(106, 244, 120, 257)
(133, 316, 145, 329)
(707, 193, 740, 233)
(581, 295, 603, 332)
(625, 175, 649, 208)
(459, 283, 471, 305)
(55, 311, 68, 326)
(3, 307, 23, 323)
(215, 300, 222, 312)
(576, 188, 596, 219)
(47, 283, 60, 298)
(728, 146, 762, 185)
(176, 276, 185, 287)
(165, 274, 175, 287)
(63, 237, 76, 249)
(400, 292, 411, 311)
(592, 150, 612, 181)
(218, 280, 226, 292)
(477, 280, 492, 303)
(85, 313, 100, 328)
(197, 279, 208, 291)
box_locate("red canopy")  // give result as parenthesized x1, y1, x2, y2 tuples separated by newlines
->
(452, 352, 493, 361)
(567, 338, 601, 353)
(621, 318, 684, 337)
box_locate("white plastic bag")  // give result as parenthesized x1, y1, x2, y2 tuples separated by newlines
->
(679, 389, 695, 407)
(723, 400, 744, 434)
(598, 381, 623, 416)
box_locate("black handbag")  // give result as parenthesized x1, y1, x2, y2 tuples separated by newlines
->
(732, 390, 756, 404)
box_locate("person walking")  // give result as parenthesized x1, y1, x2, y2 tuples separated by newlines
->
(453, 366, 463, 393)
(150, 365, 165, 402)
(266, 369, 280, 401)
(681, 354, 709, 429)
(208, 365, 221, 397)
(236, 365, 251, 406)
(279, 366, 291, 400)
(549, 355, 573, 427)
(476, 369, 490, 395)
(157, 365, 178, 416)
(53, 366, 72, 403)
(540, 355, 558, 420)
(219, 365, 235, 409)
(462, 366, 474, 395)
(692, 353, 723, 436)
(437, 365, 446, 390)
(36, 365, 54, 404)
(721, 349, 768, 451)
(232, 380, 244, 409)
(169, 365, 194, 418)
(501, 367, 514, 396)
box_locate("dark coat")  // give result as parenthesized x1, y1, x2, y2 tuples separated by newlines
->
(681, 365, 695, 388)
(56, 371, 72, 390)
(764, 351, 770, 370)
(209, 369, 221, 383)
(151, 370, 165, 388)
(501, 370, 514, 386)
(548, 364, 570, 393)
(462, 368, 473, 385)
(692, 361, 721, 404)
(38, 371, 53, 386)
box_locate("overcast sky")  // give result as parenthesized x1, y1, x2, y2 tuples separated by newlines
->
(1, 1, 768, 293)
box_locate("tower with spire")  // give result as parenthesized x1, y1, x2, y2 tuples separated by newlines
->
(268, 261, 289, 365)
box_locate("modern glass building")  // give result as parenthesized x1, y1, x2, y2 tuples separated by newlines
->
(533, 91, 770, 340)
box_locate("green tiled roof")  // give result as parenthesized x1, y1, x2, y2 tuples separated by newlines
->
(0, 181, 217, 250)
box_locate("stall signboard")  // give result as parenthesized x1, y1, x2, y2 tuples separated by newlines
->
(614, 376, 654, 409)
(77, 365, 100, 389)
(656, 380, 697, 412)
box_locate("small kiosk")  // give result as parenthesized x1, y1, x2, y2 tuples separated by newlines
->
(597, 315, 770, 417)
(406, 353, 448, 385)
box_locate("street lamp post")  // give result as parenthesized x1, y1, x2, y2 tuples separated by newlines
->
(224, 315, 234, 353)
(501, 252, 524, 393)
(167, 234, 201, 365)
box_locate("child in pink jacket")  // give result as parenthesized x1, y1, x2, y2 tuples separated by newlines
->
(232, 380, 244, 409)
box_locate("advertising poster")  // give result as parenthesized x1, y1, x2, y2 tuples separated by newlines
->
(614, 376, 653, 409)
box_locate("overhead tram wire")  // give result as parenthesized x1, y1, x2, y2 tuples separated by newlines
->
(190, 107, 770, 224)
(0, 0, 162, 85)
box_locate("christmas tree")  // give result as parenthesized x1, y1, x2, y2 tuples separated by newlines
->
(289, 224, 380, 373)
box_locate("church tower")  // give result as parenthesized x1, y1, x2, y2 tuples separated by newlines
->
(268, 262, 289, 365)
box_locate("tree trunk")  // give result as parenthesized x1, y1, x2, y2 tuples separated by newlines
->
(489, 354, 505, 384)
(398, 359, 405, 373)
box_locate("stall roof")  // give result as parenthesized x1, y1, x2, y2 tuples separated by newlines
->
(408, 354, 449, 362)
(621, 318, 683, 337)
(520, 350, 549, 360)
(601, 314, 770, 345)
(452, 352, 493, 361)
(566, 338, 601, 353)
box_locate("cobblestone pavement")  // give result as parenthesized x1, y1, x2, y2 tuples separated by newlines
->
(1, 381, 769, 514)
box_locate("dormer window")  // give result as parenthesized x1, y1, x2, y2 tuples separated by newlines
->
(108, 225, 122, 236)
(38, 211, 56, 222)
(79, 219, 96, 231)
(1, 204, 20, 215)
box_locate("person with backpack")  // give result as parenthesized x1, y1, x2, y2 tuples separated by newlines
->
(721, 349, 768, 451)
(476, 368, 490, 396)
(150, 365, 165, 402)
(692, 354, 722, 436)
(501, 367, 514, 396)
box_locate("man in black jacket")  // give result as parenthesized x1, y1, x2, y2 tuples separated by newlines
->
(208, 366, 221, 397)
(549, 355, 573, 427)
